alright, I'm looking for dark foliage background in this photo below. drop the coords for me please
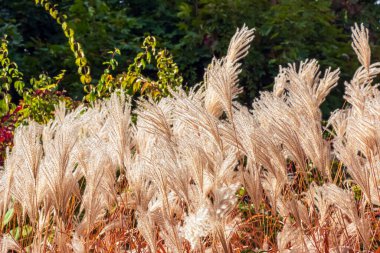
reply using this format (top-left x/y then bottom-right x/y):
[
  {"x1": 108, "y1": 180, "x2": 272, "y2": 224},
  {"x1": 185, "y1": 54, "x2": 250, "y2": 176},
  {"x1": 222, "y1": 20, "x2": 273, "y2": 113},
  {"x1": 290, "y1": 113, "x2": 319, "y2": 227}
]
[{"x1": 1, "y1": 0, "x2": 380, "y2": 116}]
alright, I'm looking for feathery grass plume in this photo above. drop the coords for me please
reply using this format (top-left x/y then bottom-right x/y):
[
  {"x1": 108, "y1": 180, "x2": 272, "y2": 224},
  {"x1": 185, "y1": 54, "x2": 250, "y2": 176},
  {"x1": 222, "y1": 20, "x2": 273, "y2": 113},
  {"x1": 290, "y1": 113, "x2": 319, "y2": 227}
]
[
  {"x1": 39, "y1": 106, "x2": 82, "y2": 221},
  {"x1": 134, "y1": 97, "x2": 175, "y2": 157},
  {"x1": 226, "y1": 25, "x2": 255, "y2": 64},
  {"x1": 241, "y1": 167, "x2": 263, "y2": 212},
  {"x1": 211, "y1": 184, "x2": 241, "y2": 249},
  {"x1": 132, "y1": 138, "x2": 184, "y2": 251},
  {"x1": 180, "y1": 143, "x2": 214, "y2": 201},
  {"x1": 127, "y1": 162, "x2": 159, "y2": 251},
  {"x1": 351, "y1": 23, "x2": 371, "y2": 71},
  {"x1": 343, "y1": 65, "x2": 380, "y2": 114},
  {"x1": 127, "y1": 162, "x2": 156, "y2": 211},
  {"x1": 273, "y1": 66, "x2": 287, "y2": 97},
  {"x1": 159, "y1": 218, "x2": 185, "y2": 253},
  {"x1": 136, "y1": 210, "x2": 158, "y2": 252},
  {"x1": 100, "y1": 92, "x2": 133, "y2": 171},
  {"x1": 306, "y1": 184, "x2": 332, "y2": 226},
  {"x1": 221, "y1": 106, "x2": 267, "y2": 204},
  {"x1": 328, "y1": 109, "x2": 349, "y2": 139},
  {"x1": 261, "y1": 171, "x2": 286, "y2": 215},
  {"x1": 255, "y1": 60, "x2": 338, "y2": 180},
  {"x1": 204, "y1": 25, "x2": 254, "y2": 119},
  {"x1": 315, "y1": 67, "x2": 341, "y2": 106},
  {"x1": 285, "y1": 60, "x2": 338, "y2": 179},
  {"x1": 1, "y1": 148, "x2": 18, "y2": 215},
  {"x1": 0, "y1": 235, "x2": 21, "y2": 252},
  {"x1": 133, "y1": 97, "x2": 176, "y2": 166},
  {"x1": 344, "y1": 24, "x2": 380, "y2": 114},
  {"x1": 142, "y1": 158, "x2": 185, "y2": 253},
  {"x1": 277, "y1": 197, "x2": 311, "y2": 230},
  {"x1": 134, "y1": 73, "x2": 242, "y2": 252},
  {"x1": 302, "y1": 184, "x2": 372, "y2": 251},
  {"x1": 333, "y1": 138, "x2": 373, "y2": 200},
  {"x1": 324, "y1": 184, "x2": 372, "y2": 249},
  {"x1": 350, "y1": 63, "x2": 380, "y2": 88},
  {"x1": 219, "y1": 104, "x2": 251, "y2": 152},
  {"x1": 297, "y1": 116, "x2": 332, "y2": 179},
  {"x1": 147, "y1": 145, "x2": 190, "y2": 212},
  {"x1": 76, "y1": 147, "x2": 113, "y2": 238},
  {"x1": 276, "y1": 222, "x2": 308, "y2": 252},
  {"x1": 203, "y1": 59, "x2": 227, "y2": 118},
  {"x1": 226, "y1": 105, "x2": 288, "y2": 210},
  {"x1": 173, "y1": 94, "x2": 225, "y2": 154},
  {"x1": 253, "y1": 92, "x2": 309, "y2": 175},
  {"x1": 344, "y1": 108, "x2": 380, "y2": 211},
  {"x1": 180, "y1": 205, "x2": 212, "y2": 250},
  {"x1": 71, "y1": 233, "x2": 85, "y2": 253},
  {"x1": 330, "y1": 23, "x2": 380, "y2": 209},
  {"x1": 284, "y1": 59, "x2": 340, "y2": 120},
  {"x1": 8, "y1": 122, "x2": 44, "y2": 223},
  {"x1": 331, "y1": 70, "x2": 380, "y2": 205}
]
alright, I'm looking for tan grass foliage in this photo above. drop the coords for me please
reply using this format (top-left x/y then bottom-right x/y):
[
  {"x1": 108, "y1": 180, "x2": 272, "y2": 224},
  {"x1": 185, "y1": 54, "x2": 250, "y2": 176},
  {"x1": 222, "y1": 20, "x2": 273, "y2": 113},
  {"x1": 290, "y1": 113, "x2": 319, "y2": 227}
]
[{"x1": 0, "y1": 24, "x2": 380, "y2": 252}]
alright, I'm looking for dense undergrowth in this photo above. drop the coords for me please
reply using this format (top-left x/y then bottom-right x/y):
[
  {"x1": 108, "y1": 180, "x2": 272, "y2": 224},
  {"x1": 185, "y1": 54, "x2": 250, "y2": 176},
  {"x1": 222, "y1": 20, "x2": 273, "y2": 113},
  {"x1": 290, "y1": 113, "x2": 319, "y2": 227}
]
[{"x1": 0, "y1": 21, "x2": 380, "y2": 252}]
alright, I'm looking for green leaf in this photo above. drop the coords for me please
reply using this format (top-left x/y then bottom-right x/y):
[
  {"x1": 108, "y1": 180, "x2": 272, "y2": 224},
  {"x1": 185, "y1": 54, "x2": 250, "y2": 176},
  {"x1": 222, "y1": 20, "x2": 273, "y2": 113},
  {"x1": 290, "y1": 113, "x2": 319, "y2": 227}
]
[
  {"x1": 140, "y1": 59, "x2": 146, "y2": 69},
  {"x1": 22, "y1": 225, "x2": 33, "y2": 238},
  {"x1": 146, "y1": 51, "x2": 151, "y2": 63},
  {"x1": 132, "y1": 80, "x2": 141, "y2": 94},
  {"x1": 10, "y1": 227, "x2": 20, "y2": 240},
  {"x1": 2, "y1": 208, "x2": 14, "y2": 227},
  {"x1": 61, "y1": 22, "x2": 68, "y2": 31},
  {"x1": 14, "y1": 80, "x2": 25, "y2": 94},
  {"x1": 80, "y1": 74, "x2": 91, "y2": 84},
  {"x1": 141, "y1": 82, "x2": 151, "y2": 94}
]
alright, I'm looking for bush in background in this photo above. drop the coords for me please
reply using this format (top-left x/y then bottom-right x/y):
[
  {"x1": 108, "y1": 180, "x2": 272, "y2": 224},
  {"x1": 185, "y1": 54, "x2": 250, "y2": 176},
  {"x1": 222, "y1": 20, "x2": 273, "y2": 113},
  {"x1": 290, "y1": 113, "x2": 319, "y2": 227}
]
[{"x1": 2, "y1": 0, "x2": 380, "y2": 114}]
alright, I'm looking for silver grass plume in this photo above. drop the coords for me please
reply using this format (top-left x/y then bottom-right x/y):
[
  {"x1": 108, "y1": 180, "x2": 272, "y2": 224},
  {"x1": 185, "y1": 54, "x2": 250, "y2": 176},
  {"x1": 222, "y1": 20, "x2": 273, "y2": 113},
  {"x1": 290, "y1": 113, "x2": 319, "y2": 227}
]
[
  {"x1": 351, "y1": 23, "x2": 371, "y2": 71},
  {"x1": 204, "y1": 25, "x2": 255, "y2": 119}
]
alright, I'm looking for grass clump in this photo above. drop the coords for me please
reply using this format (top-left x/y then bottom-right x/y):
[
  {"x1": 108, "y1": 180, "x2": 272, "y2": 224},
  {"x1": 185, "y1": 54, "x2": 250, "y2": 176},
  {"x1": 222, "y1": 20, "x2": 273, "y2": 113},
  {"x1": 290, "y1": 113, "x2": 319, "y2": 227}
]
[{"x1": 1, "y1": 23, "x2": 380, "y2": 252}]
